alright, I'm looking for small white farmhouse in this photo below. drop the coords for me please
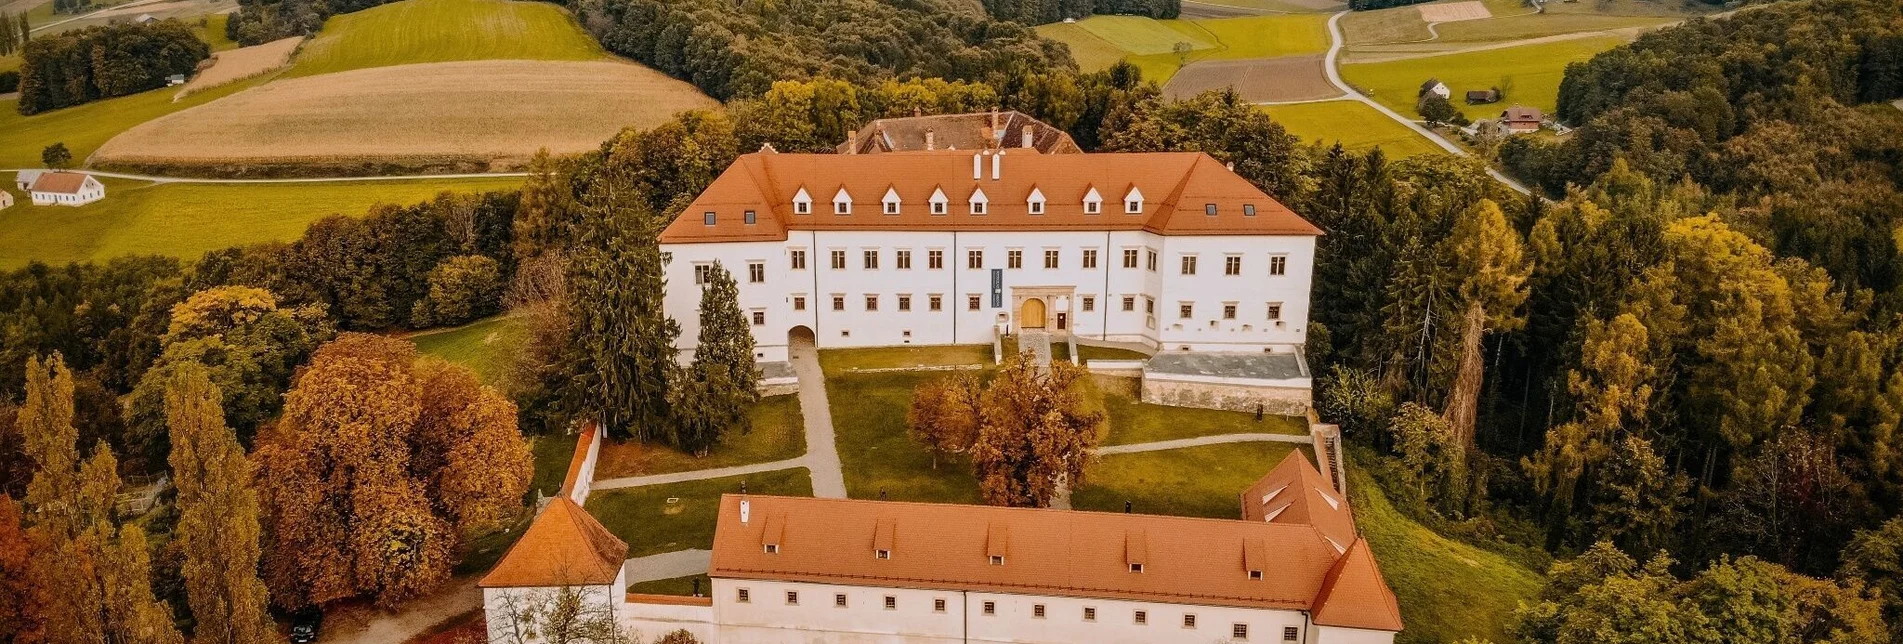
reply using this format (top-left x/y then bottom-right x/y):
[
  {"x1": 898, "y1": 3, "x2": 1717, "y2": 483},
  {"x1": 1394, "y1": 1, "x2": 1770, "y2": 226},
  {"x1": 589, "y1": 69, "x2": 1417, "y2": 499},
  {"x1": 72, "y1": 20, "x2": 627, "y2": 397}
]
[
  {"x1": 1419, "y1": 78, "x2": 1451, "y2": 100},
  {"x1": 14, "y1": 170, "x2": 42, "y2": 192},
  {"x1": 0, "y1": 190, "x2": 13, "y2": 210},
  {"x1": 30, "y1": 172, "x2": 106, "y2": 207}
]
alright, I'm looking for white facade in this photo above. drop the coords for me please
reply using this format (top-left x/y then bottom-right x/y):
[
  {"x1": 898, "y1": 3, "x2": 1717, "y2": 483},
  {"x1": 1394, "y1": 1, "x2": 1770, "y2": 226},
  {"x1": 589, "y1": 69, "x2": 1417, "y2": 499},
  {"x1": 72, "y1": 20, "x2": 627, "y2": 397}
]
[
  {"x1": 30, "y1": 175, "x2": 106, "y2": 207},
  {"x1": 660, "y1": 230, "x2": 1315, "y2": 363},
  {"x1": 615, "y1": 578, "x2": 1386, "y2": 644},
  {"x1": 0, "y1": 191, "x2": 12, "y2": 210},
  {"x1": 484, "y1": 567, "x2": 626, "y2": 644}
]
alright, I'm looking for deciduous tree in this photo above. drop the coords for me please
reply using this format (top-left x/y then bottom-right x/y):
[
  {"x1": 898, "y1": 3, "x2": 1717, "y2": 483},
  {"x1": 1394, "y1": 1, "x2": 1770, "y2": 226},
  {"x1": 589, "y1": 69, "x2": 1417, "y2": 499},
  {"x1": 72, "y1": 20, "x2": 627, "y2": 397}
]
[
  {"x1": 164, "y1": 363, "x2": 279, "y2": 644},
  {"x1": 969, "y1": 355, "x2": 1104, "y2": 508},
  {"x1": 908, "y1": 372, "x2": 982, "y2": 469}
]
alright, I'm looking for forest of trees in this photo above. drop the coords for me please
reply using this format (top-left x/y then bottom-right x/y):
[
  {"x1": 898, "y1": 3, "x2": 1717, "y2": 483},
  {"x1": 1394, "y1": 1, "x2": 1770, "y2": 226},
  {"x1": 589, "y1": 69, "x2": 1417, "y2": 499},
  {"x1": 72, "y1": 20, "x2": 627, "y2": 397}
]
[
  {"x1": 978, "y1": 0, "x2": 1177, "y2": 26},
  {"x1": 14, "y1": 21, "x2": 208, "y2": 115},
  {"x1": 224, "y1": 0, "x2": 404, "y2": 44}
]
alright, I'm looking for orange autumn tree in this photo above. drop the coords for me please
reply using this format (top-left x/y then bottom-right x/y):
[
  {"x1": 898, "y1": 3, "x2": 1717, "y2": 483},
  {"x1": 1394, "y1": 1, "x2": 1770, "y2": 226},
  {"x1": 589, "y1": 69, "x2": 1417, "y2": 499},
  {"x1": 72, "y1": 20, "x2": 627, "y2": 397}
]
[
  {"x1": 969, "y1": 354, "x2": 1105, "y2": 508},
  {"x1": 256, "y1": 334, "x2": 533, "y2": 610}
]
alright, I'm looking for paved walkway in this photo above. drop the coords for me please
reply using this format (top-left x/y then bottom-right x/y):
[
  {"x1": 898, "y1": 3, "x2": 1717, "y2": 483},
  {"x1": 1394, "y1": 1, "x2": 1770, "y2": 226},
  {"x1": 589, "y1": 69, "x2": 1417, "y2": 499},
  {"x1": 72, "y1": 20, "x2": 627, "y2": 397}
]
[
  {"x1": 1021, "y1": 331, "x2": 1054, "y2": 371},
  {"x1": 321, "y1": 576, "x2": 480, "y2": 644},
  {"x1": 592, "y1": 457, "x2": 808, "y2": 491},
  {"x1": 625, "y1": 549, "x2": 712, "y2": 584},
  {"x1": 1100, "y1": 432, "x2": 1312, "y2": 455}
]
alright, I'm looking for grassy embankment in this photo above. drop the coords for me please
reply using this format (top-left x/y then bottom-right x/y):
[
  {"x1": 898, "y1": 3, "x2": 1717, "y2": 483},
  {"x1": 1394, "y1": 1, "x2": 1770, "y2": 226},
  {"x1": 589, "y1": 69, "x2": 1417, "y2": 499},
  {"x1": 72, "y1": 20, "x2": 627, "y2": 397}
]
[
  {"x1": 409, "y1": 315, "x2": 532, "y2": 385},
  {"x1": 0, "y1": 175, "x2": 523, "y2": 268},
  {"x1": 282, "y1": 0, "x2": 608, "y2": 79}
]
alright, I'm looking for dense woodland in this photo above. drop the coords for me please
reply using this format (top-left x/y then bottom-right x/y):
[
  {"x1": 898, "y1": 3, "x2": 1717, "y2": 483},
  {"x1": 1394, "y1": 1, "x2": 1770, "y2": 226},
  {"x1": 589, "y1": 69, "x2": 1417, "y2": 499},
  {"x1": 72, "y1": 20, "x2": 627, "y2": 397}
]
[
  {"x1": 978, "y1": 0, "x2": 1178, "y2": 27},
  {"x1": 14, "y1": 21, "x2": 208, "y2": 115},
  {"x1": 224, "y1": 0, "x2": 402, "y2": 44}
]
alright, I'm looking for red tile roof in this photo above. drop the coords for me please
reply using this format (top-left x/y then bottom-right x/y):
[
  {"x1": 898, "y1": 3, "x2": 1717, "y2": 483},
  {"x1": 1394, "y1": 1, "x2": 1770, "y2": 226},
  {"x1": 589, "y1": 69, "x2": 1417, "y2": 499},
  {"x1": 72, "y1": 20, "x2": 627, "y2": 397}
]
[
  {"x1": 709, "y1": 493, "x2": 1396, "y2": 629},
  {"x1": 1311, "y1": 538, "x2": 1404, "y2": 631},
  {"x1": 838, "y1": 111, "x2": 1082, "y2": 155},
  {"x1": 1242, "y1": 451, "x2": 1357, "y2": 551},
  {"x1": 659, "y1": 151, "x2": 1320, "y2": 244},
  {"x1": 30, "y1": 172, "x2": 92, "y2": 195},
  {"x1": 480, "y1": 498, "x2": 627, "y2": 588}
]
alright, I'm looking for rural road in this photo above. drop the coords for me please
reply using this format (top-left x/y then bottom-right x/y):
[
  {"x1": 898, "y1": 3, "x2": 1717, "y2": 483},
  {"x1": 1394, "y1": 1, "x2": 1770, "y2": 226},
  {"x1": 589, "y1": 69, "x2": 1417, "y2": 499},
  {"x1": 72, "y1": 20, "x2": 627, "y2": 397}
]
[
  {"x1": 1099, "y1": 432, "x2": 1313, "y2": 455},
  {"x1": 1320, "y1": 10, "x2": 1532, "y2": 195},
  {"x1": 3, "y1": 168, "x2": 527, "y2": 185}
]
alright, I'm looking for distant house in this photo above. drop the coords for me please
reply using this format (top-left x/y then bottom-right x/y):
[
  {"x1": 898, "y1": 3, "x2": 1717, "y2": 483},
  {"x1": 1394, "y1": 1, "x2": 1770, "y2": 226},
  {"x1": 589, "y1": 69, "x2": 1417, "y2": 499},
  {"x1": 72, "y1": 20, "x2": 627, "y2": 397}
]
[
  {"x1": 0, "y1": 190, "x2": 13, "y2": 211},
  {"x1": 14, "y1": 170, "x2": 42, "y2": 192},
  {"x1": 134, "y1": 13, "x2": 157, "y2": 23},
  {"x1": 167, "y1": 74, "x2": 187, "y2": 86},
  {"x1": 30, "y1": 172, "x2": 106, "y2": 207},
  {"x1": 1501, "y1": 105, "x2": 1544, "y2": 133},
  {"x1": 1466, "y1": 89, "x2": 1500, "y2": 104},
  {"x1": 838, "y1": 110, "x2": 1082, "y2": 155},
  {"x1": 1419, "y1": 78, "x2": 1450, "y2": 100}
]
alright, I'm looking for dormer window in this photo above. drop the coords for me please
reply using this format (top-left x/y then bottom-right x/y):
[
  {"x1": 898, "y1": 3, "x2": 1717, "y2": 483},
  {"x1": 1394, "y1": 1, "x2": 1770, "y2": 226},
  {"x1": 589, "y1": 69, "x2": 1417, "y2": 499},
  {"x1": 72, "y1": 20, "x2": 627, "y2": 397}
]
[
  {"x1": 1124, "y1": 187, "x2": 1144, "y2": 214},
  {"x1": 989, "y1": 555, "x2": 1004, "y2": 565},
  {"x1": 929, "y1": 187, "x2": 949, "y2": 215},
  {"x1": 1129, "y1": 563, "x2": 1144, "y2": 573},
  {"x1": 969, "y1": 188, "x2": 988, "y2": 215},
  {"x1": 793, "y1": 187, "x2": 812, "y2": 214},
  {"x1": 765, "y1": 544, "x2": 780, "y2": 554},
  {"x1": 744, "y1": 210, "x2": 757, "y2": 224},
  {"x1": 1205, "y1": 203, "x2": 1217, "y2": 216},
  {"x1": 1027, "y1": 187, "x2": 1046, "y2": 215},
  {"x1": 1243, "y1": 204, "x2": 1257, "y2": 217},
  {"x1": 1082, "y1": 187, "x2": 1102, "y2": 214},
  {"x1": 882, "y1": 187, "x2": 901, "y2": 215},
  {"x1": 876, "y1": 549, "x2": 891, "y2": 559},
  {"x1": 833, "y1": 187, "x2": 853, "y2": 215},
  {"x1": 1249, "y1": 570, "x2": 1264, "y2": 580},
  {"x1": 703, "y1": 211, "x2": 716, "y2": 225}
]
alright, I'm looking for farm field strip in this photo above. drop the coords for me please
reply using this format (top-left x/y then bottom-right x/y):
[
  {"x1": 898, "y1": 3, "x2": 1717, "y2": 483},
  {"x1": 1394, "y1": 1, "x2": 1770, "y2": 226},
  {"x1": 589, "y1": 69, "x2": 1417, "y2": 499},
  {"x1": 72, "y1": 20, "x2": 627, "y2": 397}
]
[
  {"x1": 283, "y1": 0, "x2": 608, "y2": 78},
  {"x1": 177, "y1": 35, "x2": 301, "y2": 97},
  {"x1": 1260, "y1": 100, "x2": 1443, "y2": 157},
  {"x1": 0, "y1": 72, "x2": 278, "y2": 169},
  {"x1": 1341, "y1": 35, "x2": 1627, "y2": 120}
]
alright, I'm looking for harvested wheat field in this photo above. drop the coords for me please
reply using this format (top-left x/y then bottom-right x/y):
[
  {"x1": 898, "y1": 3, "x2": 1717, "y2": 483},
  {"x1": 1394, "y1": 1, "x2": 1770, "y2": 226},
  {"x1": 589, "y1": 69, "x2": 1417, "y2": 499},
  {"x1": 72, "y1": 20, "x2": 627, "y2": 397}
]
[
  {"x1": 177, "y1": 37, "x2": 302, "y2": 98},
  {"x1": 1417, "y1": 1, "x2": 1491, "y2": 22},
  {"x1": 95, "y1": 59, "x2": 719, "y2": 175},
  {"x1": 1164, "y1": 55, "x2": 1340, "y2": 102}
]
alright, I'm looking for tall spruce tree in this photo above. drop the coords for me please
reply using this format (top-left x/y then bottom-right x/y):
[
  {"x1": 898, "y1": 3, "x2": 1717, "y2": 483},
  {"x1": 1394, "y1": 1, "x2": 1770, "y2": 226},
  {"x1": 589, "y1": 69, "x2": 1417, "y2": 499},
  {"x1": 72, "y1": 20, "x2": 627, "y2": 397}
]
[
  {"x1": 557, "y1": 170, "x2": 679, "y2": 441},
  {"x1": 672, "y1": 263, "x2": 758, "y2": 454},
  {"x1": 164, "y1": 364, "x2": 279, "y2": 644}
]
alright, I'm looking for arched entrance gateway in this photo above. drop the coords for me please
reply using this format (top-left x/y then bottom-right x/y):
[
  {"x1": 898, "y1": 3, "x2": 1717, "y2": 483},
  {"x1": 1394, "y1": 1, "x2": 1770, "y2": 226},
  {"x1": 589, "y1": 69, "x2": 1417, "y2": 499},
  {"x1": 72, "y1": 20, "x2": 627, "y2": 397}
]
[{"x1": 1019, "y1": 298, "x2": 1047, "y2": 328}]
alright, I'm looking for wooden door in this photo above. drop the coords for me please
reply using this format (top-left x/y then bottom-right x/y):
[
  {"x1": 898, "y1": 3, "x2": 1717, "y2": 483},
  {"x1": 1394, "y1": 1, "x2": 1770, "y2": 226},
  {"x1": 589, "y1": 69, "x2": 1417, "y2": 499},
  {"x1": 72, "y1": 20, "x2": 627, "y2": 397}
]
[{"x1": 1020, "y1": 298, "x2": 1047, "y2": 328}]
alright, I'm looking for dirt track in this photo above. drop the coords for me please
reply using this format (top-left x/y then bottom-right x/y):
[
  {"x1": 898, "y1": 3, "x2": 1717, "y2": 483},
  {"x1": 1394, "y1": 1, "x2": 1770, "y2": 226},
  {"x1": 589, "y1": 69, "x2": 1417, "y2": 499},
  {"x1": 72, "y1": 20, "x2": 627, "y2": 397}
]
[{"x1": 1164, "y1": 54, "x2": 1342, "y2": 102}]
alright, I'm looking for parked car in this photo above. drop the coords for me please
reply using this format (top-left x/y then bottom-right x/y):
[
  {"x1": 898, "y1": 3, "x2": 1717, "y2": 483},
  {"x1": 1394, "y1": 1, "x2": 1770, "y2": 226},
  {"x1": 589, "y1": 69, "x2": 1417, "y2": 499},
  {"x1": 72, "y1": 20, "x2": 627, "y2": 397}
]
[{"x1": 289, "y1": 609, "x2": 323, "y2": 643}]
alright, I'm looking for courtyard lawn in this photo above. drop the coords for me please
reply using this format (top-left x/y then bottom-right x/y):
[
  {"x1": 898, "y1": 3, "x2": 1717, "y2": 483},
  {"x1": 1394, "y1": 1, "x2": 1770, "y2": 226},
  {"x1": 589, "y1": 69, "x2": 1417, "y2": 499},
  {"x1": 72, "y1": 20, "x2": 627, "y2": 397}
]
[
  {"x1": 0, "y1": 175, "x2": 524, "y2": 268},
  {"x1": 1076, "y1": 344, "x2": 1150, "y2": 362},
  {"x1": 628, "y1": 575, "x2": 712, "y2": 597},
  {"x1": 1072, "y1": 442, "x2": 1309, "y2": 519},
  {"x1": 284, "y1": 0, "x2": 608, "y2": 78},
  {"x1": 1260, "y1": 100, "x2": 1445, "y2": 158},
  {"x1": 828, "y1": 369, "x2": 984, "y2": 504},
  {"x1": 1341, "y1": 35, "x2": 1628, "y2": 121},
  {"x1": 528, "y1": 432, "x2": 581, "y2": 499},
  {"x1": 817, "y1": 344, "x2": 992, "y2": 377},
  {"x1": 0, "y1": 73, "x2": 277, "y2": 169},
  {"x1": 1350, "y1": 462, "x2": 1543, "y2": 644},
  {"x1": 595, "y1": 395, "x2": 806, "y2": 478},
  {"x1": 1102, "y1": 391, "x2": 1307, "y2": 445},
  {"x1": 411, "y1": 315, "x2": 530, "y2": 386},
  {"x1": 585, "y1": 467, "x2": 813, "y2": 558}
]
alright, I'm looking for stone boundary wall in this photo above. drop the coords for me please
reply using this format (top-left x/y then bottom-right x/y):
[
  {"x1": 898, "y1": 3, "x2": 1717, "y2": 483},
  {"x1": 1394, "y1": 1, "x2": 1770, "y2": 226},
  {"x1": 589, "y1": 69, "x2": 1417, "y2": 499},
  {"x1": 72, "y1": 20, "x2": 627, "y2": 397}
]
[
  {"x1": 1140, "y1": 372, "x2": 1312, "y2": 416},
  {"x1": 558, "y1": 424, "x2": 603, "y2": 505}
]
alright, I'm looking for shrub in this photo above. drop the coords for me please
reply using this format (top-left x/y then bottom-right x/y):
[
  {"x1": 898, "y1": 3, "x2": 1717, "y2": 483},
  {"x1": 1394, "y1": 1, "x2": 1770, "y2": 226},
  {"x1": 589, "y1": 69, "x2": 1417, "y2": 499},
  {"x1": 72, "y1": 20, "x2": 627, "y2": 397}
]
[{"x1": 411, "y1": 255, "x2": 503, "y2": 328}]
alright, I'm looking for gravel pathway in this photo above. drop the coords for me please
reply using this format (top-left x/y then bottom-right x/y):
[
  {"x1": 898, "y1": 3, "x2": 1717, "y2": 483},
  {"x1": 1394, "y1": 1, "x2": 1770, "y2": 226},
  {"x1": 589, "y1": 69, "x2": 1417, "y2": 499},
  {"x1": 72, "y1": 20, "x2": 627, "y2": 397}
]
[
  {"x1": 1100, "y1": 432, "x2": 1312, "y2": 455},
  {"x1": 624, "y1": 549, "x2": 713, "y2": 584}
]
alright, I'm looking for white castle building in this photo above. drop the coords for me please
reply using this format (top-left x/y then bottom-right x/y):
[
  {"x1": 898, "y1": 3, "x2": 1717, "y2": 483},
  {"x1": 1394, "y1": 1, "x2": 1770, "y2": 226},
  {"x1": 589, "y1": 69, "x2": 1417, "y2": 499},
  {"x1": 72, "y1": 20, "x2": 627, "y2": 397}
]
[{"x1": 659, "y1": 146, "x2": 1323, "y2": 413}]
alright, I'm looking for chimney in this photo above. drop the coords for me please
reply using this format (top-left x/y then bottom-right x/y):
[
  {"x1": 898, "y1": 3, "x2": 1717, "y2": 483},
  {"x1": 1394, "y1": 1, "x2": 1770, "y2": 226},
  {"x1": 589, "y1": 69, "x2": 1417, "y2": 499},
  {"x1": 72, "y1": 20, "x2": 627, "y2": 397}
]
[
  {"x1": 845, "y1": 134, "x2": 856, "y2": 154},
  {"x1": 1021, "y1": 126, "x2": 1035, "y2": 149},
  {"x1": 973, "y1": 152, "x2": 983, "y2": 180},
  {"x1": 992, "y1": 150, "x2": 1002, "y2": 180},
  {"x1": 740, "y1": 498, "x2": 751, "y2": 524},
  {"x1": 926, "y1": 129, "x2": 935, "y2": 151}
]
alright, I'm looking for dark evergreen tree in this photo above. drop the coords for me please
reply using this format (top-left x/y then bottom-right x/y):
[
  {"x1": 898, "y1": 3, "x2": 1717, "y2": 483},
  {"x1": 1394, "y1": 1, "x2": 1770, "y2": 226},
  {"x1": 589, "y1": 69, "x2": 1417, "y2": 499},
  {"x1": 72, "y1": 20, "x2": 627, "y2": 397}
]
[{"x1": 670, "y1": 262, "x2": 758, "y2": 454}]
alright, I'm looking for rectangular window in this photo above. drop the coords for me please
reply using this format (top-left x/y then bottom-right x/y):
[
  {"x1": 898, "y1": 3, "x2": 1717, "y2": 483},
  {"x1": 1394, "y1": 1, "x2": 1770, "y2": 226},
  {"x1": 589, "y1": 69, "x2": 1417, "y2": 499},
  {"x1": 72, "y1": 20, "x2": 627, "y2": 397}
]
[
  {"x1": 968, "y1": 250, "x2": 984, "y2": 269},
  {"x1": 1147, "y1": 249, "x2": 1159, "y2": 272},
  {"x1": 791, "y1": 249, "x2": 807, "y2": 270},
  {"x1": 1044, "y1": 249, "x2": 1060, "y2": 269},
  {"x1": 864, "y1": 249, "x2": 879, "y2": 270},
  {"x1": 1267, "y1": 302, "x2": 1283, "y2": 320},
  {"x1": 1122, "y1": 249, "x2": 1138, "y2": 268},
  {"x1": 1122, "y1": 296, "x2": 1135, "y2": 312},
  {"x1": 1130, "y1": 562, "x2": 1145, "y2": 573},
  {"x1": 786, "y1": 591, "x2": 799, "y2": 605},
  {"x1": 932, "y1": 201, "x2": 947, "y2": 215},
  {"x1": 1126, "y1": 199, "x2": 1142, "y2": 213},
  {"x1": 1084, "y1": 607, "x2": 1097, "y2": 621},
  {"x1": 1179, "y1": 303, "x2": 1193, "y2": 319},
  {"x1": 896, "y1": 249, "x2": 912, "y2": 269},
  {"x1": 1270, "y1": 255, "x2": 1288, "y2": 276},
  {"x1": 835, "y1": 201, "x2": 850, "y2": 215},
  {"x1": 930, "y1": 295, "x2": 943, "y2": 311},
  {"x1": 737, "y1": 588, "x2": 750, "y2": 603},
  {"x1": 1225, "y1": 256, "x2": 1242, "y2": 276},
  {"x1": 972, "y1": 201, "x2": 987, "y2": 215},
  {"x1": 832, "y1": 295, "x2": 845, "y2": 312},
  {"x1": 1205, "y1": 203, "x2": 1217, "y2": 216},
  {"x1": 969, "y1": 295, "x2": 982, "y2": 311},
  {"x1": 835, "y1": 594, "x2": 847, "y2": 608},
  {"x1": 1223, "y1": 303, "x2": 1237, "y2": 320},
  {"x1": 1135, "y1": 610, "x2": 1148, "y2": 625},
  {"x1": 703, "y1": 211, "x2": 716, "y2": 225},
  {"x1": 795, "y1": 201, "x2": 810, "y2": 215},
  {"x1": 865, "y1": 295, "x2": 879, "y2": 311},
  {"x1": 1183, "y1": 614, "x2": 1197, "y2": 629},
  {"x1": 749, "y1": 262, "x2": 765, "y2": 283},
  {"x1": 745, "y1": 210, "x2": 757, "y2": 224},
  {"x1": 751, "y1": 310, "x2": 766, "y2": 326},
  {"x1": 831, "y1": 250, "x2": 846, "y2": 270},
  {"x1": 1145, "y1": 297, "x2": 1155, "y2": 314},
  {"x1": 884, "y1": 200, "x2": 899, "y2": 215},
  {"x1": 1029, "y1": 200, "x2": 1044, "y2": 214},
  {"x1": 884, "y1": 596, "x2": 897, "y2": 610},
  {"x1": 876, "y1": 549, "x2": 891, "y2": 559},
  {"x1": 989, "y1": 555, "x2": 1004, "y2": 565},
  {"x1": 1233, "y1": 624, "x2": 1249, "y2": 640},
  {"x1": 934, "y1": 598, "x2": 947, "y2": 613},
  {"x1": 1082, "y1": 296, "x2": 1095, "y2": 312},
  {"x1": 983, "y1": 601, "x2": 996, "y2": 616},
  {"x1": 929, "y1": 249, "x2": 944, "y2": 269},
  {"x1": 1008, "y1": 250, "x2": 1023, "y2": 269},
  {"x1": 1033, "y1": 604, "x2": 1046, "y2": 619},
  {"x1": 1085, "y1": 199, "x2": 1101, "y2": 214},
  {"x1": 694, "y1": 264, "x2": 712, "y2": 285},
  {"x1": 1180, "y1": 255, "x2": 1197, "y2": 275},
  {"x1": 1083, "y1": 249, "x2": 1098, "y2": 269},
  {"x1": 1284, "y1": 626, "x2": 1300, "y2": 641},
  {"x1": 898, "y1": 295, "x2": 912, "y2": 311},
  {"x1": 1244, "y1": 204, "x2": 1258, "y2": 217},
  {"x1": 793, "y1": 296, "x2": 806, "y2": 311}
]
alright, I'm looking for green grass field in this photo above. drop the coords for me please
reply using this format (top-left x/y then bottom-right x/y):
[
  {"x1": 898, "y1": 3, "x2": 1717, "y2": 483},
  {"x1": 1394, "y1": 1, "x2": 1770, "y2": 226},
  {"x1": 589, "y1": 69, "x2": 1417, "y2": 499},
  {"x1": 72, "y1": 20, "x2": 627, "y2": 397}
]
[
  {"x1": 528, "y1": 432, "x2": 580, "y2": 498},
  {"x1": 411, "y1": 315, "x2": 530, "y2": 386},
  {"x1": 817, "y1": 344, "x2": 992, "y2": 377},
  {"x1": 0, "y1": 73, "x2": 276, "y2": 169},
  {"x1": 1349, "y1": 461, "x2": 1543, "y2": 643},
  {"x1": 596, "y1": 395, "x2": 806, "y2": 478},
  {"x1": 0, "y1": 176, "x2": 524, "y2": 268},
  {"x1": 1103, "y1": 392, "x2": 1306, "y2": 445},
  {"x1": 1073, "y1": 442, "x2": 1309, "y2": 518},
  {"x1": 586, "y1": 467, "x2": 813, "y2": 558},
  {"x1": 828, "y1": 369, "x2": 986, "y2": 504},
  {"x1": 284, "y1": 0, "x2": 608, "y2": 78},
  {"x1": 1260, "y1": 100, "x2": 1444, "y2": 157},
  {"x1": 1341, "y1": 35, "x2": 1625, "y2": 121},
  {"x1": 1038, "y1": 14, "x2": 1330, "y2": 84}
]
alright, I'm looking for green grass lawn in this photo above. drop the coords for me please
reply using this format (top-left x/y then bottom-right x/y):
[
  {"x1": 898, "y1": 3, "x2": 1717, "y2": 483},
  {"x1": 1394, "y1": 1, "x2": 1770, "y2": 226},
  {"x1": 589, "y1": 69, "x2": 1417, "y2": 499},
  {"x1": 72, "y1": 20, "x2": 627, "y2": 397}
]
[
  {"x1": 1260, "y1": 100, "x2": 1445, "y2": 157},
  {"x1": 585, "y1": 467, "x2": 813, "y2": 558},
  {"x1": 196, "y1": 13, "x2": 237, "y2": 51},
  {"x1": 627, "y1": 575, "x2": 712, "y2": 596},
  {"x1": 817, "y1": 344, "x2": 992, "y2": 377},
  {"x1": 1076, "y1": 344, "x2": 1150, "y2": 362},
  {"x1": 0, "y1": 176, "x2": 524, "y2": 268},
  {"x1": 0, "y1": 72, "x2": 277, "y2": 169},
  {"x1": 528, "y1": 431, "x2": 581, "y2": 498},
  {"x1": 1342, "y1": 35, "x2": 1628, "y2": 121},
  {"x1": 1102, "y1": 392, "x2": 1306, "y2": 445},
  {"x1": 0, "y1": 53, "x2": 19, "y2": 74},
  {"x1": 284, "y1": 0, "x2": 608, "y2": 79},
  {"x1": 1349, "y1": 460, "x2": 1542, "y2": 643},
  {"x1": 828, "y1": 369, "x2": 984, "y2": 504},
  {"x1": 1039, "y1": 13, "x2": 1330, "y2": 84},
  {"x1": 411, "y1": 315, "x2": 530, "y2": 386},
  {"x1": 1433, "y1": 13, "x2": 1675, "y2": 43},
  {"x1": 1072, "y1": 442, "x2": 1309, "y2": 518},
  {"x1": 595, "y1": 395, "x2": 806, "y2": 478}
]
